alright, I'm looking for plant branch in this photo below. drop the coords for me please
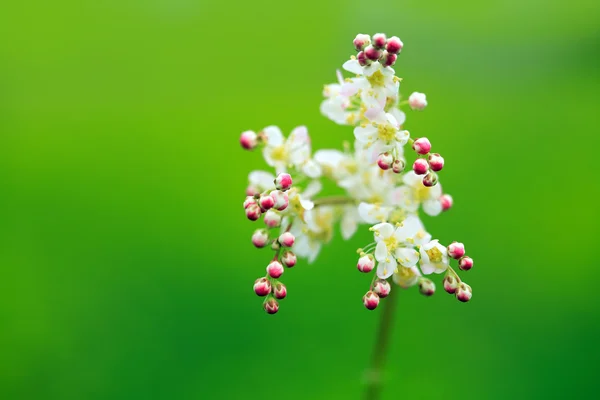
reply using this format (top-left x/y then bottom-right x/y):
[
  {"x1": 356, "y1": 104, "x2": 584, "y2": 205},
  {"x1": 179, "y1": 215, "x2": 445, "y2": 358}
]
[{"x1": 312, "y1": 196, "x2": 355, "y2": 207}]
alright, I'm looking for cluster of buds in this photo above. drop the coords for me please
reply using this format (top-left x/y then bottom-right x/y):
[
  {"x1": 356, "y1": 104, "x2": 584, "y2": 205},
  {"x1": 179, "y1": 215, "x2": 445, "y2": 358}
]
[
  {"x1": 411, "y1": 137, "x2": 445, "y2": 187},
  {"x1": 353, "y1": 33, "x2": 403, "y2": 68},
  {"x1": 244, "y1": 173, "x2": 292, "y2": 222},
  {"x1": 376, "y1": 151, "x2": 406, "y2": 174},
  {"x1": 441, "y1": 242, "x2": 474, "y2": 302}
]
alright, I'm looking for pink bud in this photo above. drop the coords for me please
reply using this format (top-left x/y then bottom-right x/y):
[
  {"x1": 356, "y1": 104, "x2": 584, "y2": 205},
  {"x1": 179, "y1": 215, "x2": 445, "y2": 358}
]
[
  {"x1": 422, "y1": 171, "x2": 438, "y2": 187},
  {"x1": 363, "y1": 291, "x2": 380, "y2": 310},
  {"x1": 440, "y1": 194, "x2": 453, "y2": 211},
  {"x1": 273, "y1": 282, "x2": 287, "y2": 299},
  {"x1": 252, "y1": 229, "x2": 270, "y2": 248},
  {"x1": 413, "y1": 158, "x2": 429, "y2": 175},
  {"x1": 259, "y1": 194, "x2": 275, "y2": 210},
  {"x1": 459, "y1": 256, "x2": 473, "y2": 271},
  {"x1": 267, "y1": 261, "x2": 284, "y2": 279},
  {"x1": 382, "y1": 52, "x2": 397, "y2": 67},
  {"x1": 246, "y1": 185, "x2": 261, "y2": 197},
  {"x1": 443, "y1": 274, "x2": 459, "y2": 294},
  {"x1": 428, "y1": 153, "x2": 444, "y2": 172},
  {"x1": 412, "y1": 137, "x2": 431, "y2": 155},
  {"x1": 244, "y1": 196, "x2": 258, "y2": 209},
  {"x1": 456, "y1": 282, "x2": 472, "y2": 303},
  {"x1": 240, "y1": 130, "x2": 258, "y2": 150},
  {"x1": 282, "y1": 251, "x2": 297, "y2": 268},
  {"x1": 275, "y1": 173, "x2": 293, "y2": 191},
  {"x1": 263, "y1": 210, "x2": 282, "y2": 228},
  {"x1": 377, "y1": 152, "x2": 394, "y2": 170},
  {"x1": 408, "y1": 92, "x2": 427, "y2": 111},
  {"x1": 364, "y1": 45, "x2": 381, "y2": 61},
  {"x1": 270, "y1": 190, "x2": 289, "y2": 211},
  {"x1": 263, "y1": 297, "x2": 280, "y2": 314},
  {"x1": 419, "y1": 278, "x2": 436, "y2": 296},
  {"x1": 448, "y1": 242, "x2": 466, "y2": 259},
  {"x1": 386, "y1": 36, "x2": 403, "y2": 54},
  {"x1": 278, "y1": 232, "x2": 295, "y2": 248},
  {"x1": 357, "y1": 254, "x2": 375, "y2": 273},
  {"x1": 373, "y1": 279, "x2": 391, "y2": 298},
  {"x1": 392, "y1": 159, "x2": 405, "y2": 174},
  {"x1": 372, "y1": 33, "x2": 387, "y2": 49},
  {"x1": 246, "y1": 203, "x2": 262, "y2": 221},
  {"x1": 353, "y1": 33, "x2": 371, "y2": 51},
  {"x1": 357, "y1": 51, "x2": 369, "y2": 66},
  {"x1": 254, "y1": 277, "x2": 271, "y2": 297}
]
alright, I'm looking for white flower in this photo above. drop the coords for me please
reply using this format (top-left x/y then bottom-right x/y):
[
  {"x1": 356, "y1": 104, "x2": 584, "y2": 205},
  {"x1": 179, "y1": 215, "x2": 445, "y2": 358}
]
[
  {"x1": 286, "y1": 180, "x2": 322, "y2": 219},
  {"x1": 248, "y1": 170, "x2": 275, "y2": 192},
  {"x1": 359, "y1": 202, "x2": 392, "y2": 224},
  {"x1": 262, "y1": 126, "x2": 321, "y2": 177},
  {"x1": 341, "y1": 60, "x2": 399, "y2": 101},
  {"x1": 320, "y1": 70, "x2": 354, "y2": 125},
  {"x1": 354, "y1": 112, "x2": 409, "y2": 156},
  {"x1": 291, "y1": 205, "x2": 335, "y2": 264},
  {"x1": 393, "y1": 266, "x2": 422, "y2": 288},
  {"x1": 398, "y1": 171, "x2": 443, "y2": 216},
  {"x1": 419, "y1": 240, "x2": 449, "y2": 274},
  {"x1": 340, "y1": 205, "x2": 360, "y2": 240}
]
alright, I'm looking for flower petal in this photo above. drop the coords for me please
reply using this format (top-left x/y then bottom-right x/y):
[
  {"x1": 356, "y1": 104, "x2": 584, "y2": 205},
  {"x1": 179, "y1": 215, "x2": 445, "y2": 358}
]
[
  {"x1": 263, "y1": 126, "x2": 283, "y2": 146},
  {"x1": 377, "y1": 257, "x2": 397, "y2": 279},
  {"x1": 375, "y1": 241, "x2": 388, "y2": 262}
]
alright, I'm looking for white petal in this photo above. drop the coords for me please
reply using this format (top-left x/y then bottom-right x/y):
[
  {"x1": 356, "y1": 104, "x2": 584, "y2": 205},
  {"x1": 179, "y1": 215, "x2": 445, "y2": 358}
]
[
  {"x1": 377, "y1": 257, "x2": 397, "y2": 279},
  {"x1": 354, "y1": 125, "x2": 377, "y2": 143},
  {"x1": 263, "y1": 126, "x2": 283, "y2": 146},
  {"x1": 402, "y1": 171, "x2": 422, "y2": 186},
  {"x1": 391, "y1": 109, "x2": 406, "y2": 126},
  {"x1": 342, "y1": 59, "x2": 363, "y2": 75},
  {"x1": 363, "y1": 62, "x2": 381, "y2": 77},
  {"x1": 373, "y1": 223, "x2": 395, "y2": 239},
  {"x1": 420, "y1": 263, "x2": 436, "y2": 275},
  {"x1": 248, "y1": 170, "x2": 275, "y2": 190},
  {"x1": 303, "y1": 180, "x2": 322, "y2": 198},
  {"x1": 423, "y1": 199, "x2": 443, "y2": 216},
  {"x1": 303, "y1": 160, "x2": 322, "y2": 179},
  {"x1": 395, "y1": 248, "x2": 419, "y2": 267},
  {"x1": 336, "y1": 69, "x2": 344, "y2": 84},
  {"x1": 375, "y1": 241, "x2": 388, "y2": 262},
  {"x1": 300, "y1": 197, "x2": 314, "y2": 211},
  {"x1": 341, "y1": 210, "x2": 358, "y2": 240},
  {"x1": 358, "y1": 203, "x2": 390, "y2": 224},
  {"x1": 314, "y1": 149, "x2": 345, "y2": 167}
]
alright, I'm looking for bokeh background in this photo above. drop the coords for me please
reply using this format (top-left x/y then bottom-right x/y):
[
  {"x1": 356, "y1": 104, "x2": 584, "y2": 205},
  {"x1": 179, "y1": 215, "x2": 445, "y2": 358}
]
[{"x1": 1, "y1": 0, "x2": 599, "y2": 398}]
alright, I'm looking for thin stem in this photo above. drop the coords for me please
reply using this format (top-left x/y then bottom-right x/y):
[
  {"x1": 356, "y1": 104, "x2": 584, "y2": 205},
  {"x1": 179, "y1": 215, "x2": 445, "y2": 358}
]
[
  {"x1": 364, "y1": 287, "x2": 399, "y2": 400},
  {"x1": 313, "y1": 196, "x2": 355, "y2": 207}
]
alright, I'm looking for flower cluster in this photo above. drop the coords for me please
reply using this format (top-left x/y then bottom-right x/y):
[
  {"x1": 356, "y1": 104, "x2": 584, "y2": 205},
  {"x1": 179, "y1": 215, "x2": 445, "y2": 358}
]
[{"x1": 240, "y1": 33, "x2": 476, "y2": 314}]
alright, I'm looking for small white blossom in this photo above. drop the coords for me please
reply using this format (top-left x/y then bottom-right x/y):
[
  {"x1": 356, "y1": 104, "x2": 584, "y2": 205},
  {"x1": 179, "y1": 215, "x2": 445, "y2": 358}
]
[
  {"x1": 419, "y1": 239, "x2": 449, "y2": 274},
  {"x1": 399, "y1": 171, "x2": 443, "y2": 216}
]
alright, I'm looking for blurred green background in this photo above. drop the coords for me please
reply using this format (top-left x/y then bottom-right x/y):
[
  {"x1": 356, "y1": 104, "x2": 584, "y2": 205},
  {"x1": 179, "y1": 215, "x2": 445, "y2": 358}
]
[{"x1": 1, "y1": 0, "x2": 599, "y2": 398}]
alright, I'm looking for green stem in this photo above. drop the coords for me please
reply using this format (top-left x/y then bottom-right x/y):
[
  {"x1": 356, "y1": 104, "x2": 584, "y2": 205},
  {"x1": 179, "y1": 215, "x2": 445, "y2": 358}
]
[{"x1": 313, "y1": 196, "x2": 355, "y2": 207}]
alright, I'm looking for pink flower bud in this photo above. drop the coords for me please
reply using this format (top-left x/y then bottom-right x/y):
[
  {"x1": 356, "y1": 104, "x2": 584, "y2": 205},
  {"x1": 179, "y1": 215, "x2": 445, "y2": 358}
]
[
  {"x1": 240, "y1": 130, "x2": 258, "y2": 150},
  {"x1": 422, "y1": 171, "x2": 438, "y2": 187},
  {"x1": 252, "y1": 229, "x2": 270, "y2": 248},
  {"x1": 408, "y1": 92, "x2": 427, "y2": 111},
  {"x1": 259, "y1": 194, "x2": 275, "y2": 210},
  {"x1": 357, "y1": 51, "x2": 369, "y2": 66},
  {"x1": 377, "y1": 152, "x2": 394, "y2": 170},
  {"x1": 372, "y1": 33, "x2": 387, "y2": 49},
  {"x1": 282, "y1": 251, "x2": 297, "y2": 268},
  {"x1": 267, "y1": 261, "x2": 284, "y2": 279},
  {"x1": 364, "y1": 45, "x2": 381, "y2": 61},
  {"x1": 270, "y1": 190, "x2": 289, "y2": 211},
  {"x1": 246, "y1": 203, "x2": 262, "y2": 221},
  {"x1": 263, "y1": 209, "x2": 282, "y2": 228},
  {"x1": 412, "y1": 137, "x2": 431, "y2": 155},
  {"x1": 448, "y1": 242, "x2": 466, "y2": 260},
  {"x1": 244, "y1": 196, "x2": 258, "y2": 209},
  {"x1": 373, "y1": 279, "x2": 391, "y2": 298},
  {"x1": 353, "y1": 33, "x2": 371, "y2": 51},
  {"x1": 456, "y1": 282, "x2": 472, "y2": 303},
  {"x1": 459, "y1": 256, "x2": 473, "y2": 271},
  {"x1": 428, "y1": 153, "x2": 444, "y2": 171},
  {"x1": 273, "y1": 282, "x2": 287, "y2": 299},
  {"x1": 392, "y1": 159, "x2": 405, "y2": 174},
  {"x1": 254, "y1": 277, "x2": 271, "y2": 297},
  {"x1": 419, "y1": 278, "x2": 436, "y2": 296},
  {"x1": 440, "y1": 194, "x2": 453, "y2": 211},
  {"x1": 363, "y1": 291, "x2": 380, "y2": 310},
  {"x1": 381, "y1": 51, "x2": 397, "y2": 67},
  {"x1": 278, "y1": 232, "x2": 295, "y2": 248},
  {"x1": 263, "y1": 297, "x2": 279, "y2": 314},
  {"x1": 413, "y1": 158, "x2": 429, "y2": 175},
  {"x1": 443, "y1": 274, "x2": 459, "y2": 294},
  {"x1": 246, "y1": 185, "x2": 261, "y2": 197},
  {"x1": 357, "y1": 254, "x2": 375, "y2": 273},
  {"x1": 275, "y1": 173, "x2": 293, "y2": 191},
  {"x1": 386, "y1": 36, "x2": 403, "y2": 54}
]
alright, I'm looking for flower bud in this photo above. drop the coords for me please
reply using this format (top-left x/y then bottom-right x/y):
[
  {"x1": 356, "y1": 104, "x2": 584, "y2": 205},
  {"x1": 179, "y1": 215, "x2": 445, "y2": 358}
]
[
  {"x1": 459, "y1": 256, "x2": 473, "y2": 271},
  {"x1": 372, "y1": 33, "x2": 387, "y2": 49},
  {"x1": 246, "y1": 185, "x2": 261, "y2": 197},
  {"x1": 363, "y1": 291, "x2": 380, "y2": 310},
  {"x1": 392, "y1": 159, "x2": 405, "y2": 174},
  {"x1": 380, "y1": 51, "x2": 397, "y2": 67},
  {"x1": 278, "y1": 232, "x2": 295, "y2": 248},
  {"x1": 386, "y1": 36, "x2": 403, "y2": 54},
  {"x1": 270, "y1": 190, "x2": 289, "y2": 211},
  {"x1": 422, "y1": 171, "x2": 438, "y2": 187},
  {"x1": 254, "y1": 277, "x2": 271, "y2": 297},
  {"x1": 443, "y1": 274, "x2": 459, "y2": 294},
  {"x1": 274, "y1": 173, "x2": 293, "y2": 191},
  {"x1": 246, "y1": 203, "x2": 262, "y2": 221},
  {"x1": 264, "y1": 209, "x2": 282, "y2": 228},
  {"x1": 259, "y1": 194, "x2": 275, "y2": 210},
  {"x1": 267, "y1": 261, "x2": 284, "y2": 279},
  {"x1": 244, "y1": 196, "x2": 258, "y2": 209},
  {"x1": 364, "y1": 45, "x2": 381, "y2": 61},
  {"x1": 373, "y1": 279, "x2": 391, "y2": 298},
  {"x1": 428, "y1": 153, "x2": 444, "y2": 171},
  {"x1": 353, "y1": 34, "x2": 371, "y2": 51},
  {"x1": 273, "y1": 282, "x2": 287, "y2": 299},
  {"x1": 377, "y1": 152, "x2": 394, "y2": 170},
  {"x1": 282, "y1": 251, "x2": 297, "y2": 268},
  {"x1": 357, "y1": 51, "x2": 369, "y2": 66},
  {"x1": 456, "y1": 282, "x2": 472, "y2": 303},
  {"x1": 252, "y1": 229, "x2": 270, "y2": 248},
  {"x1": 408, "y1": 92, "x2": 428, "y2": 111},
  {"x1": 240, "y1": 130, "x2": 258, "y2": 150},
  {"x1": 263, "y1": 297, "x2": 279, "y2": 314},
  {"x1": 440, "y1": 194, "x2": 453, "y2": 211},
  {"x1": 418, "y1": 278, "x2": 436, "y2": 296},
  {"x1": 357, "y1": 254, "x2": 375, "y2": 273},
  {"x1": 412, "y1": 137, "x2": 431, "y2": 155},
  {"x1": 413, "y1": 158, "x2": 429, "y2": 175},
  {"x1": 448, "y1": 242, "x2": 466, "y2": 260}
]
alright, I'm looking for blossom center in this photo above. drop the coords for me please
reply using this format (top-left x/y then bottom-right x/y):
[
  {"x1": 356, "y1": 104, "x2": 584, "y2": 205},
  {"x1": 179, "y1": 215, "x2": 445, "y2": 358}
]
[
  {"x1": 367, "y1": 70, "x2": 385, "y2": 87},
  {"x1": 425, "y1": 247, "x2": 443, "y2": 263},
  {"x1": 377, "y1": 124, "x2": 396, "y2": 142},
  {"x1": 415, "y1": 184, "x2": 431, "y2": 202},
  {"x1": 383, "y1": 235, "x2": 398, "y2": 251},
  {"x1": 271, "y1": 145, "x2": 288, "y2": 162}
]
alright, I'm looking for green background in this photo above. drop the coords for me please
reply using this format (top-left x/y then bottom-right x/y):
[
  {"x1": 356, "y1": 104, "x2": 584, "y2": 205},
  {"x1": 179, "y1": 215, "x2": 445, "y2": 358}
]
[{"x1": 1, "y1": 0, "x2": 599, "y2": 398}]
